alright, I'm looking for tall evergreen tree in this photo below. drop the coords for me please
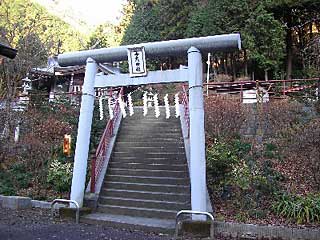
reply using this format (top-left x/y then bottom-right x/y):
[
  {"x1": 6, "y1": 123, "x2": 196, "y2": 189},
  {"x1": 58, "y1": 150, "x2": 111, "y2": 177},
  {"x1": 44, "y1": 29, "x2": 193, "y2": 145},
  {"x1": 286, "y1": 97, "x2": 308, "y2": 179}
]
[
  {"x1": 266, "y1": 0, "x2": 320, "y2": 78},
  {"x1": 121, "y1": 0, "x2": 162, "y2": 45}
]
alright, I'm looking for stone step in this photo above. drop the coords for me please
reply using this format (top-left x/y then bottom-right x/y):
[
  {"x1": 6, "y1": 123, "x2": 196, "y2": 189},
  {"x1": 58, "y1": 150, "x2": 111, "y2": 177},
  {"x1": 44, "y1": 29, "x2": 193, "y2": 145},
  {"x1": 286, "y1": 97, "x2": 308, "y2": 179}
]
[
  {"x1": 108, "y1": 162, "x2": 187, "y2": 171},
  {"x1": 112, "y1": 152, "x2": 186, "y2": 159},
  {"x1": 130, "y1": 109, "x2": 177, "y2": 115},
  {"x1": 124, "y1": 109, "x2": 177, "y2": 115},
  {"x1": 119, "y1": 126, "x2": 181, "y2": 132},
  {"x1": 113, "y1": 146, "x2": 185, "y2": 153},
  {"x1": 114, "y1": 142, "x2": 184, "y2": 148},
  {"x1": 100, "y1": 189, "x2": 189, "y2": 202},
  {"x1": 81, "y1": 213, "x2": 175, "y2": 233},
  {"x1": 121, "y1": 122, "x2": 180, "y2": 127},
  {"x1": 103, "y1": 181, "x2": 190, "y2": 194},
  {"x1": 122, "y1": 119, "x2": 180, "y2": 125},
  {"x1": 110, "y1": 156, "x2": 187, "y2": 164},
  {"x1": 106, "y1": 175, "x2": 189, "y2": 185},
  {"x1": 97, "y1": 204, "x2": 178, "y2": 219},
  {"x1": 122, "y1": 115, "x2": 177, "y2": 120},
  {"x1": 108, "y1": 168, "x2": 188, "y2": 178},
  {"x1": 115, "y1": 136, "x2": 183, "y2": 142},
  {"x1": 122, "y1": 116, "x2": 180, "y2": 121},
  {"x1": 117, "y1": 131, "x2": 182, "y2": 137},
  {"x1": 99, "y1": 196, "x2": 190, "y2": 211}
]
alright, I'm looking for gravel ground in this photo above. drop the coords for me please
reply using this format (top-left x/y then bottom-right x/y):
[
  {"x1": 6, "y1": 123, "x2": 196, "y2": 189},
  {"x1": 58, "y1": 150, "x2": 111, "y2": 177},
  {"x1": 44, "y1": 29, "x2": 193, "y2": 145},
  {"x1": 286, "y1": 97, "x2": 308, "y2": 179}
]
[
  {"x1": 0, "y1": 207, "x2": 234, "y2": 240},
  {"x1": 0, "y1": 207, "x2": 172, "y2": 240}
]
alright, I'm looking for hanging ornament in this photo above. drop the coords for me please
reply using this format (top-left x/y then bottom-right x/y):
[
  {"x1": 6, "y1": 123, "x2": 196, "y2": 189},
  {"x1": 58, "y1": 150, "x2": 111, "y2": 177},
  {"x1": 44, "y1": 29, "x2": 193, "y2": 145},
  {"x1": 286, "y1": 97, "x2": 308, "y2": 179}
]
[
  {"x1": 164, "y1": 94, "x2": 170, "y2": 119},
  {"x1": 119, "y1": 94, "x2": 127, "y2": 118},
  {"x1": 108, "y1": 97, "x2": 114, "y2": 119},
  {"x1": 175, "y1": 93, "x2": 180, "y2": 118},
  {"x1": 143, "y1": 92, "x2": 148, "y2": 116},
  {"x1": 128, "y1": 93, "x2": 134, "y2": 116},
  {"x1": 99, "y1": 96, "x2": 104, "y2": 120},
  {"x1": 154, "y1": 94, "x2": 160, "y2": 118}
]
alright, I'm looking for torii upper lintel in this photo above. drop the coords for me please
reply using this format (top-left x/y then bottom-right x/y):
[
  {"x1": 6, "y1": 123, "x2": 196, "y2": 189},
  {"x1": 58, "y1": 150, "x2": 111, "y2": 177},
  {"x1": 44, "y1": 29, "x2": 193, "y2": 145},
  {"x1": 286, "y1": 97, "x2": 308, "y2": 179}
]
[{"x1": 58, "y1": 34, "x2": 241, "y2": 67}]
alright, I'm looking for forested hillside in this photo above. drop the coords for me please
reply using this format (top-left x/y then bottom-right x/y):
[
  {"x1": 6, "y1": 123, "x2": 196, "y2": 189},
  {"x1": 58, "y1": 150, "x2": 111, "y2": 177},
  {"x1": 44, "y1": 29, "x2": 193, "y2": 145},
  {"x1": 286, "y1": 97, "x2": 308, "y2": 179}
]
[
  {"x1": 0, "y1": 0, "x2": 85, "y2": 98},
  {"x1": 121, "y1": 0, "x2": 320, "y2": 80}
]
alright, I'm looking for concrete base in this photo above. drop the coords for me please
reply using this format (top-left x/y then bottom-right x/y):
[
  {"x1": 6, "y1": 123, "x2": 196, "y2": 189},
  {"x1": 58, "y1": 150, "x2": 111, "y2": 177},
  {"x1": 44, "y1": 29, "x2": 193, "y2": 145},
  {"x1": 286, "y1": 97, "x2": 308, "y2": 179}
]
[
  {"x1": 177, "y1": 220, "x2": 212, "y2": 239},
  {"x1": 84, "y1": 193, "x2": 98, "y2": 210},
  {"x1": 59, "y1": 207, "x2": 92, "y2": 220},
  {"x1": 1, "y1": 196, "x2": 32, "y2": 209},
  {"x1": 82, "y1": 213, "x2": 175, "y2": 234}
]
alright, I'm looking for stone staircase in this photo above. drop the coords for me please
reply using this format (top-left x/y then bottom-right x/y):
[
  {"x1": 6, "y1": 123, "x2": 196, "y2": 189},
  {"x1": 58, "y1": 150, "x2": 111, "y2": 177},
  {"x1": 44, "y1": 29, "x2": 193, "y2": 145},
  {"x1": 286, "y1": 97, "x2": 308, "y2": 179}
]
[{"x1": 82, "y1": 107, "x2": 191, "y2": 231}]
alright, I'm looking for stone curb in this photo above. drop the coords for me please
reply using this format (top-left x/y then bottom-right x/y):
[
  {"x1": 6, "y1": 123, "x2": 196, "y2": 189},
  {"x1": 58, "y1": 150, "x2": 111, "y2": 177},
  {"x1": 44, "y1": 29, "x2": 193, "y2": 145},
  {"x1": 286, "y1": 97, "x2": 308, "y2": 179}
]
[
  {"x1": 31, "y1": 200, "x2": 52, "y2": 209},
  {"x1": 215, "y1": 221, "x2": 320, "y2": 240},
  {"x1": 0, "y1": 195, "x2": 32, "y2": 209},
  {"x1": 0, "y1": 195, "x2": 64, "y2": 209},
  {"x1": 1, "y1": 195, "x2": 319, "y2": 239}
]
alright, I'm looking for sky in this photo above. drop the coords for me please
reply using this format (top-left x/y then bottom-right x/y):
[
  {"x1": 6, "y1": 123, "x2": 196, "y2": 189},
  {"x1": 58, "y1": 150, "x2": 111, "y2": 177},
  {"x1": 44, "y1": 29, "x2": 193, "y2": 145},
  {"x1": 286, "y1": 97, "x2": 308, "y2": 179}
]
[{"x1": 34, "y1": 0, "x2": 126, "y2": 27}]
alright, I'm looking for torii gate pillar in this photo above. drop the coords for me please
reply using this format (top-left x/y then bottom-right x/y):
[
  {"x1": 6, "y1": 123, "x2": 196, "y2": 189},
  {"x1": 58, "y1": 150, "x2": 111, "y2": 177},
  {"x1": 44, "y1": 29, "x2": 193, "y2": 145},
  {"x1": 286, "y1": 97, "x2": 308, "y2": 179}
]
[
  {"x1": 188, "y1": 47, "x2": 206, "y2": 219},
  {"x1": 70, "y1": 58, "x2": 97, "y2": 207}
]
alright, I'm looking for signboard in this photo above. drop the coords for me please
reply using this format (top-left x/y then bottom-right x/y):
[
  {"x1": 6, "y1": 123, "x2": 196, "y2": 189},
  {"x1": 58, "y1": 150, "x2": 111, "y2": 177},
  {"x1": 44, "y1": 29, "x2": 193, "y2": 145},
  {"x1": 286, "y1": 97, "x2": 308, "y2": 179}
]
[
  {"x1": 127, "y1": 47, "x2": 147, "y2": 77},
  {"x1": 63, "y1": 134, "x2": 71, "y2": 157},
  {"x1": 242, "y1": 88, "x2": 269, "y2": 104}
]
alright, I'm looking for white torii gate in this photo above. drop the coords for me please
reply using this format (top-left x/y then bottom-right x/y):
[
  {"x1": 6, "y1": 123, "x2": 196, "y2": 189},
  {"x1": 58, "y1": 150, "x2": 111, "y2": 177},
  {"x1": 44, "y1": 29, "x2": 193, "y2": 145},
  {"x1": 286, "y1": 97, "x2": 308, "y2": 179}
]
[{"x1": 58, "y1": 34, "x2": 241, "y2": 216}]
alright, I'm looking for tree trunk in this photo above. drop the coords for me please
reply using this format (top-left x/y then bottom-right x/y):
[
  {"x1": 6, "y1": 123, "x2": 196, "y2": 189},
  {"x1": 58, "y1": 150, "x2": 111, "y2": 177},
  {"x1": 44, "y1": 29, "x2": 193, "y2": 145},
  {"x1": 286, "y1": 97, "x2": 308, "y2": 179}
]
[
  {"x1": 297, "y1": 28, "x2": 305, "y2": 70},
  {"x1": 264, "y1": 69, "x2": 268, "y2": 81},
  {"x1": 223, "y1": 54, "x2": 228, "y2": 75},
  {"x1": 309, "y1": 22, "x2": 313, "y2": 40},
  {"x1": 244, "y1": 49, "x2": 248, "y2": 77},
  {"x1": 286, "y1": 15, "x2": 293, "y2": 80},
  {"x1": 231, "y1": 53, "x2": 236, "y2": 81}
]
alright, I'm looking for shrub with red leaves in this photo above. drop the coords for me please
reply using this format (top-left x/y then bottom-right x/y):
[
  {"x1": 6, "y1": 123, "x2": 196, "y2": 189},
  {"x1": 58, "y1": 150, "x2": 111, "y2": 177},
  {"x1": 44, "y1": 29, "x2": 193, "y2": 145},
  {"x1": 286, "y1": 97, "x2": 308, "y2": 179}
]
[{"x1": 205, "y1": 95, "x2": 247, "y2": 139}]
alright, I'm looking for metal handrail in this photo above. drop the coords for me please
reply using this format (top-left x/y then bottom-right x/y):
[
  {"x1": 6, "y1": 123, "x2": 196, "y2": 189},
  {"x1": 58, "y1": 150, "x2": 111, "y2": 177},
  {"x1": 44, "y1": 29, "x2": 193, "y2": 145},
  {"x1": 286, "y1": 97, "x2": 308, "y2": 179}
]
[
  {"x1": 51, "y1": 199, "x2": 80, "y2": 224},
  {"x1": 174, "y1": 210, "x2": 215, "y2": 240},
  {"x1": 90, "y1": 87, "x2": 123, "y2": 193},
  {"x1": 205, "y1": 78, "x2": 320, "y2": 86},
  {"x1": 205, "y1": 78, "x2": 320, "y2": 100}
]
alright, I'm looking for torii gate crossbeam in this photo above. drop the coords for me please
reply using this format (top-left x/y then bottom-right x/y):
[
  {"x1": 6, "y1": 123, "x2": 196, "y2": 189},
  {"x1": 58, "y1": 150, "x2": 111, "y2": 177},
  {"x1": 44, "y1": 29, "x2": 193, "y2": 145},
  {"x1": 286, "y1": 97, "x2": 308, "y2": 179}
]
[{"x1": 58, "y1": 34, "x2": 241, "y2": 219}]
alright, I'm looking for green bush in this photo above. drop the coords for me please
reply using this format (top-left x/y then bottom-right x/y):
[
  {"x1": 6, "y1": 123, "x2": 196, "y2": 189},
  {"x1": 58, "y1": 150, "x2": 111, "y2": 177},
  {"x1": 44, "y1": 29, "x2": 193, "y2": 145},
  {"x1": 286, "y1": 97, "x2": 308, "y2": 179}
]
[
  {"x1": 9, "y1": 163, "x2": 32, "y2": 189},
  {"x1": 206, "y1": 139, "x2": 239, "y2": 186},
  {"x1": 272, "y1": 193, "x2": 320, "y2": 224},
  {"x1": 207, "y1": 138, "x2": 283, "y2": 212},
  {"x1": 0, "y1": 171, "x2": 16, "y2": 195},
  {"x1": 263, "y1": 143, "x2": 277, "y2": 158},
  {"x1": 47, "y1": 159, "x2": 73, "y2": 192},
  {"x1": 0, "y1": 163, "x2": 32, "y2": 195}
]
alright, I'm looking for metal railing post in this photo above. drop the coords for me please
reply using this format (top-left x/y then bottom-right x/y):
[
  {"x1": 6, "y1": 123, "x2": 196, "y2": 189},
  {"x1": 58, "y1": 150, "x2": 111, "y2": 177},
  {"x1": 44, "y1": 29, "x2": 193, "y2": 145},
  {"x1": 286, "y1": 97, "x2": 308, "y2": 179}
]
[
  {"x1": 240, "y1": 82, "x2": 243, "y2": 103},
  {"x1": 51, "y1": 199, "x2": 80, "y2": 224},
  {"x1": 317, "y1": 77, "x2": 320, "y2": 101},
  {"x1": 174, "y1": 210, "x2": 215, "y2": 240}
]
